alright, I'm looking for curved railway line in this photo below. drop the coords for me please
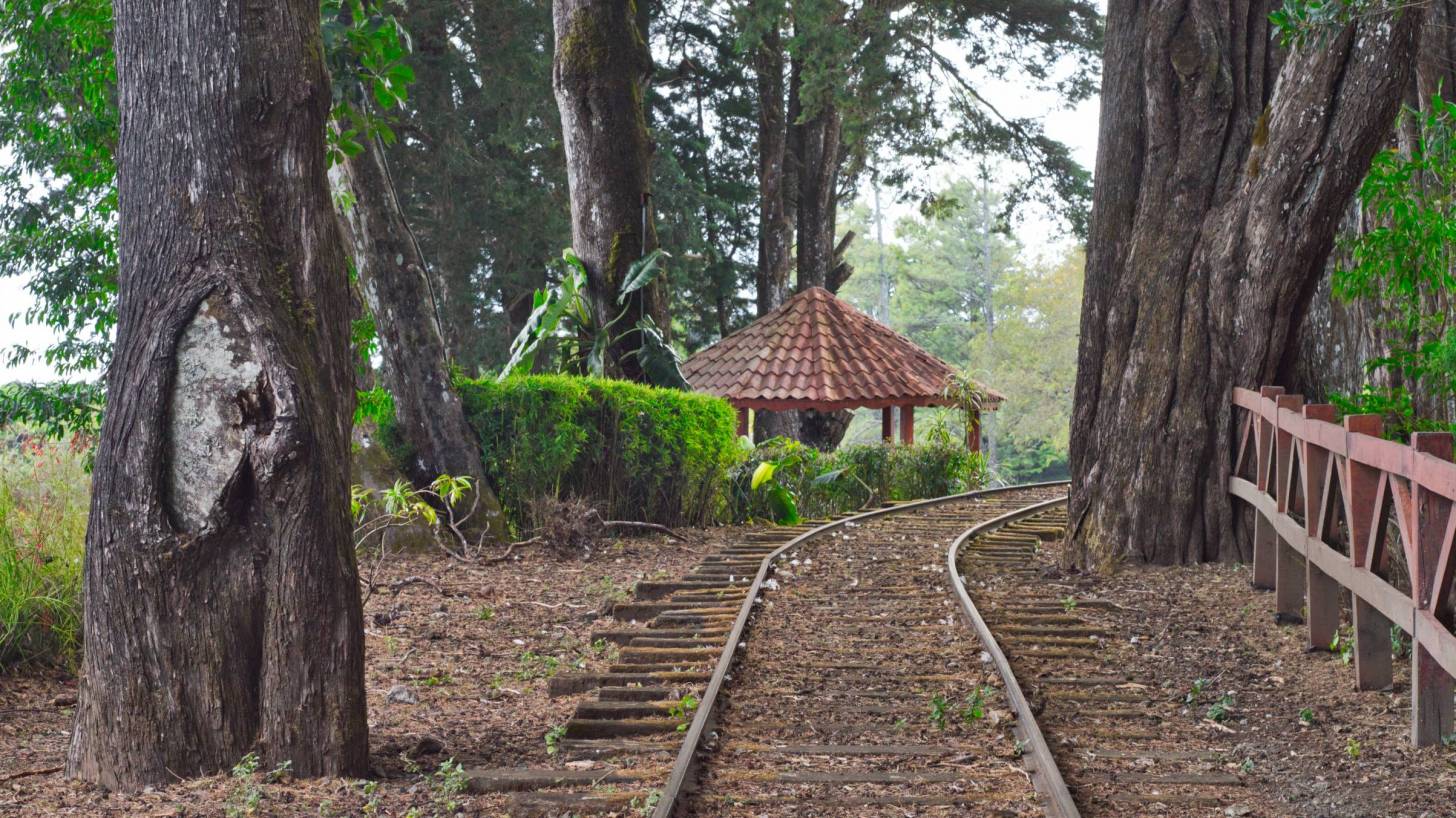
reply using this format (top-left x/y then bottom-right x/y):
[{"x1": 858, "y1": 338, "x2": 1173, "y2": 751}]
[{"x1": 467, "y1": 483, "x2": 1250, "y2": 816}]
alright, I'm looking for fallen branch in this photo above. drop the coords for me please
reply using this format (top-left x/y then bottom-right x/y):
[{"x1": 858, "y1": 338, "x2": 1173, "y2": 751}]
[
  {"x1": 600, "y1": 520, "x2": 688, "y2": 542},
  {"x1": 0, "y1": 766, "x2": 63, "y2": 783},
  {"x1": 486, "y1": 536, "x2": 545, "y2": 564}
]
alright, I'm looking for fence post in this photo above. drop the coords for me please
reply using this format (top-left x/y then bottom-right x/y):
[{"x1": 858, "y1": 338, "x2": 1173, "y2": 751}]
[
  {"x1": 1302, "y1": 404, "x2": 1340, "y2": 650},
  {"x1": 1344, "y1": 414, "x2": 1392, "y2": 691},
  {"x1": 1410, "y1": 432, "x2": 1455, "y2": 746},
  {"x1": 1274, "y1": 394, "x2": 1306, "y2": 621},
  {"x1": 1253, "y1": 386, "x2": 1286, "y2": 590}
]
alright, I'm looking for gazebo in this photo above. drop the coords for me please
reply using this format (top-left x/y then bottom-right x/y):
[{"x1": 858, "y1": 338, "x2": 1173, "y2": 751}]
[{"x1": 682, "y1": 286, "x2": 1003, "y2": 449}]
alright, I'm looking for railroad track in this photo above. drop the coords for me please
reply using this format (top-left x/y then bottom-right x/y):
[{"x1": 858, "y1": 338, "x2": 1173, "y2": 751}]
[
  {"x1": 467, "y1": 484, "x2": 1079, "y2": 816},
  {"x1": 955, "y1": 506, "x2": 1248, "y2": 815}
]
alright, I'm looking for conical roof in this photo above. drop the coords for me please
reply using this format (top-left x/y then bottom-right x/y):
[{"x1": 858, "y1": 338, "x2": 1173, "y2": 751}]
[{"x1": 682, "y1": 287, "x2": 1003, "y2": 411}]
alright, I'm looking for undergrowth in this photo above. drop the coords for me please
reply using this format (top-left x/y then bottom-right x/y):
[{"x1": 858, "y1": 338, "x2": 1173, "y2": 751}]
[{"x1": 0, "y1": 431, "x2": 88, "y2": 670}]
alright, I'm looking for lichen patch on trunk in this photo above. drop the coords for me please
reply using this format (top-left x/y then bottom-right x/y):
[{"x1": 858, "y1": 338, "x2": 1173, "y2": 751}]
[{"x1": 165, "y1": 294, "x2": 267, "y2": 533}]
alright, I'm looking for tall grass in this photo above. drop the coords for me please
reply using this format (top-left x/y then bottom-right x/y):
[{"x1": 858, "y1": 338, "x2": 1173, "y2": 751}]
[{"x1": 0, "y1": 432, "x2": 89, "y2": 669}]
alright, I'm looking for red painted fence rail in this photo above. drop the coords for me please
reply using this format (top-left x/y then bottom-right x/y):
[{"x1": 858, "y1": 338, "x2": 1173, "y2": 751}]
[{"x1": 1230, "y1": 386, "x2": 1456, "y2": 746}]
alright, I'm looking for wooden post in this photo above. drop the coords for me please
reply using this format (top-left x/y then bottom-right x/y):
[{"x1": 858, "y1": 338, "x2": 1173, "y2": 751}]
[
  {"x1": 1252, "y1": 386, "x2": 1285, "y2": 590},
  {"x1": 882, "y1": 407, "x2": 894, "y2": 442},
  {"x1": 736, "y1": 406, "x2": 750, "y2": 437},
  {"x1": 900, "y1": 406, "x2": 915, "y2": 445},
  {"x1": 1303, "y1": 404, "x2": 1340, "y2": 650},
  {"x1": 1274, "y1": 393, "x2": 1306, "y2": 622},
  {"x1": 1344, "y1": 414, "x2": 1392, "y2": 691},
  {"x1": 1410, "y1": 432, "x2": 1455, "y2": 746},
  {"x1": 967, "y1": 410, "x2": 982, "y2": 453}
]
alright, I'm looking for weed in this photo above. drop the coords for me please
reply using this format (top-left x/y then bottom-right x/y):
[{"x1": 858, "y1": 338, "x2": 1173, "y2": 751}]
[
  {"x1": 893, "y1": 717, "x2": 908, "y2": 731},
  {"x1": 476, "y1": 605, "x2": 494, "y2": 621},
  {"x1": 960, "y1": 686, "x2": 992, "y2": 723},
  {"x1": 431, "y1": 759, "x2": 468, "y2": 812},
  {"x1": 669, "y1": 693, "x2": 700, "y2": 731},
  {"x1": 1346, "y1": 738, "x2": 1361, "y2": 760},
  {"x1": 544, "y1": 724, "x2": 567, "y2": 755},
  {"x1": 592, "y1": 575, "x2": 629, "y2": 604},
  {"x1": 630, "y1": 789, "x2": 662, "y2": 815},
  {"x1": 929, "y1": 694, "x2": 951, "y2": 730},
  {"x1": 224, "y1": 753, "x2": 263, "y2": 817},
  {"x1": 420, "y1": 672, "x2": 452, "y2": 687},
  {"x1": 1184, "y1": 678, "x2": 1209, "y2": 705},
  {"x1": 359, "y1": 779, "x2": 381, "y2": 816},
  {"x1": 1240, "y1": 758, "x2": 1255, "y2": 774},
  {"x1": 517, "y1": 650, "x2": 561, "y2": 681},
  {"x1": 1330, "y1": 626, "x2": 1354, "y2": 665},
  {"x1": 1298, "y1": 707, "x2": 1315, "y2": 726},
  {"x1": 1060, "y1": 595, "x2": 1077, "y2": 613},
  {"x1": 1206, "y1": 693, "x2": 1235, "y2": 723},
  {"x1": 1012, "y1": 738, "x2": 1028, "y2": 758},
  {"x1": 1391, "y1": 625, "x2": 1411, "y2": 659}
]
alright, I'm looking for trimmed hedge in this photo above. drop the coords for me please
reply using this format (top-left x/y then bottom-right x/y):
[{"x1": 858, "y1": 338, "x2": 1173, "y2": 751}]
[
  {"x1": 728, "y1": 438, "x2": 989, "y2": 523},
  {"x1": 453, "y1": 375, "x2": 740, "y2": 530}
]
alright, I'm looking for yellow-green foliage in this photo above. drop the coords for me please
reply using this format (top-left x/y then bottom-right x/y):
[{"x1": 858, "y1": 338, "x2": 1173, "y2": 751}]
[
  {"x1": 454, "y1": 375, "x2": 740, "y2": 530},
  {"x1": 0, "y1": 433, "x2": 88, "y2": 669},
  {"x1": 730, "y1": 438, "x2": 990, "y2": 523}
]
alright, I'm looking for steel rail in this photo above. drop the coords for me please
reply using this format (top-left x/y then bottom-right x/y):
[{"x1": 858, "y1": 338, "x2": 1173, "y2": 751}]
[
  {"x1": 946, "y1": 493, "x2": 1079, "y2": 818},
  {"x1": 651, "y1": 480, "x2": 1072, "y2": 818}
]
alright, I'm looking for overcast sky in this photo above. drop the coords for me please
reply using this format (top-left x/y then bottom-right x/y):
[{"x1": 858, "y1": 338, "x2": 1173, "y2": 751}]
[{"x1": 0, "y1": 25, "x2": 1103, "y2": 384}]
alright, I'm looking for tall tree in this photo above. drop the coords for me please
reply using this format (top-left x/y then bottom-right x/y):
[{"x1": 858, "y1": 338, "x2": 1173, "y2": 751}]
[
  {"x1": 552, "y1": 0, "x2": 667, "y2": 382},
  {"x1": 388, "y1": 0, "x2": 571, "y2": 375},
  {"x1": 734, "y1": 0, "x2": 1099, "y2": 448},
  {"x1": 1294, "y1": 7, "x2": 1456, "y2": 429},
  {"x1": 1067, "y1": 1, "x2": 1423, "y2": 566},
  {"x1": 331, "y1": 133, "x2": 505, "y2": 539},
  {"x1": 67, "y1": 0, "x2": 368, "y2": 789},
  {"x1": 325, "y1": 3, "x2": 505, "y2": 538}
]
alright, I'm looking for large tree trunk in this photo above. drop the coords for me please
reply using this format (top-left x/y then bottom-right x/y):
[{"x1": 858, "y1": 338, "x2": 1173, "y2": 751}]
[
  {"x1": 793, "y1": 102, "x2": 842, "y2": 292},
  {"x1": 1068, "y1": 2, "x2": 1422, "y2": 566},
  {"x1": 754, "y1": 14, "x2": 791, "y2": 318},
  {"x1": 1294, "y1": 8, "x2": 1456, "y2": 425},
  {"x1": 331, "y1": 133, "x2": 506, "y2": 542},
  {"x1": 68, "y1": 0, "x2": 368, "y2": 789},
  {"x1": 552, "y1": 0, "x2": 666, "y2": 382}
]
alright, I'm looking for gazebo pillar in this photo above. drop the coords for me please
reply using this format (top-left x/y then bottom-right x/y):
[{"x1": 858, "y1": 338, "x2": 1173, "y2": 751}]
[
  {"x1": 881, "y1": 407, "x2": 894, "y2": 442},
  {"x1": 736, "y1": 406, "x2": 750, "y2": 437},
  {"x1": 967, "y1": 410, "x2": 982, "y2": 453},
  {"x1": 900, "y1": 406, "x2": 915, "y2": 444}
]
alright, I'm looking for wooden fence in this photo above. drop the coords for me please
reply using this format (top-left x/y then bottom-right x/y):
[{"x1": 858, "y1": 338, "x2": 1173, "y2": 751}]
[{"x1": 1231, "y1": 386, "x2": 1456, "y2": 746}]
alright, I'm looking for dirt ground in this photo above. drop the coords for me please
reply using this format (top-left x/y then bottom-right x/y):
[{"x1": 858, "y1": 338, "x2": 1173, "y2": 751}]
[
  {"x1": 3, "y1": 523, "x2": 1455, "y2": 817},
  {"x1": 1039, "y1": 556, "x2": 1456, "y2": 818},
  {"x1": 0, "y1": 531, "x2": 711, "y2": 817}
]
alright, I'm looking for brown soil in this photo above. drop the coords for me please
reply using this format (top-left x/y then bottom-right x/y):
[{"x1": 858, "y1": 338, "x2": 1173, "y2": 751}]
[
  {"x1": 0, "y1": 531, "x2": 712, "y2": 817},
  {"x1": 964, "y1": 508, "x2": 1456, "y2": 818}
]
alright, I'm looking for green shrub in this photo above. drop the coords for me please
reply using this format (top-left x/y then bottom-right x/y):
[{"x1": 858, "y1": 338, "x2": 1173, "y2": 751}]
[
  {"x1": 0, "y1": 433, "x2": 88, "y2": 669},
  {"x1": 450, "y1": 375, "x2": 740, "y2": 530},
  {"x1": 729, "y1": 437, "x2": 988, "y2": 523}
]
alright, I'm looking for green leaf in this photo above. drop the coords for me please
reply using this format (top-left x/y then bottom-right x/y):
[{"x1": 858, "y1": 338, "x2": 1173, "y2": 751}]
[
  {"x1": 632, "y1": 317, "x2": 690, "y2": 390},
  {"x1": 812, "y1": 467, "x2": 850, "y2": 487},
  {"x1": 751, "y1": 461, "x2": 776, "y2": 491},
  {"x1": 618, "y1": 249, "x2": 670, "y2": 304},
  {"x1": 766, "y1": 485, "x2": 800, "y2": 525}
]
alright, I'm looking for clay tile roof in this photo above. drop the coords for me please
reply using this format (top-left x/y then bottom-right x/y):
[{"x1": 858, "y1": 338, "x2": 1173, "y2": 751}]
[{"x1": 682, "y1": 287, "x2": 1004, "y2": 412}]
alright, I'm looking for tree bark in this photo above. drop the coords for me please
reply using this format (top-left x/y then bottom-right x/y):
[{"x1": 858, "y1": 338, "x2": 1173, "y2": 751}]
[
  {"x1": 331, "y1": 133, "x2": 506, "y2": 541},
  {"x1": 1068, "y1": 1, "x2": 1422, "y2": 566},
  {"x1": 68, "y1": 0, "x2": 368, "y2": 789},
  {"x1": 552, "y1": 0, "x2": 666, "y2": 382},
  {"x1": 754, "y1": 15, "x2": 791, "y2": 318},
  {"x1": 1294, "y1": 8, "x2": 1456, "y2": 425},
  {"x1": 793, "y1": 102, "x2": 843, "y2": 292}
]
